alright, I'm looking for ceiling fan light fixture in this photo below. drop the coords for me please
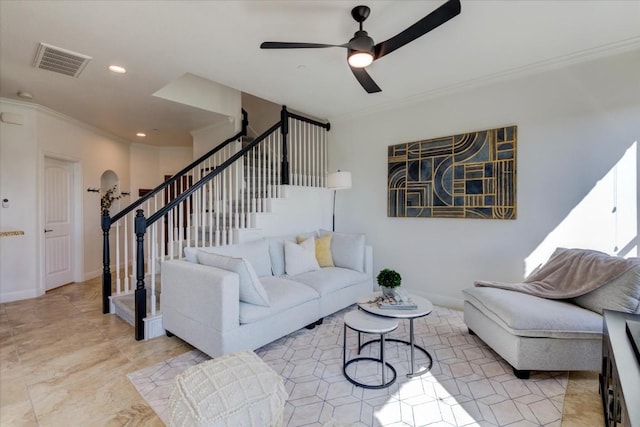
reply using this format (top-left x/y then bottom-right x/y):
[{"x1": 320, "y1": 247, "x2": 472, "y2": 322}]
[{"x1": 348, "y1": 51, "x2": 374, "y2": 68}]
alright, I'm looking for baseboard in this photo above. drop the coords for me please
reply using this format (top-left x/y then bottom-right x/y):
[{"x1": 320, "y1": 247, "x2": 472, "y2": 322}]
[
  {"x1": 83, "y1": 269, "x2": 101, "y2": 281},
  {"x1": 0, "y1": 288, "x2": 39, "y2": 303},
  {"x1": 409, "y1": 289, "x2": 464, "y2": 311}
]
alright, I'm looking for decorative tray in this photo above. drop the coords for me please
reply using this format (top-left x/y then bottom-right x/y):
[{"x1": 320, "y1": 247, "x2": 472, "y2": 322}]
[{"x1": 369, "y1": 295, "x2": 417, "y2": 310}]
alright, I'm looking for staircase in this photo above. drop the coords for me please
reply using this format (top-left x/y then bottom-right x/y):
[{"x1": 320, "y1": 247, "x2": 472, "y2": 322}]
[{"x1": 102, "y1": 106, "x2": 330, "y2": 340}]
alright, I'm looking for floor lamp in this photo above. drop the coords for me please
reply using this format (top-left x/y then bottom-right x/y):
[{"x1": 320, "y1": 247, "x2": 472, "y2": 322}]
[{"x1": 327, "y1": 171, "x2": 352, "y2": 232}]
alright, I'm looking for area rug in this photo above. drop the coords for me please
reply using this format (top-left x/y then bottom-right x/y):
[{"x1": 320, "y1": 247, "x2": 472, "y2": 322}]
[{"x1": 127, "y1": 305, "x2": 567, "y2": 426}]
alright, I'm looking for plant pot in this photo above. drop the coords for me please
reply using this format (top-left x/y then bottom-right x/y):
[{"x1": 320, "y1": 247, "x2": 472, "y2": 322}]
[{"x1": 381, "y1": 286, "x2": 396, "y2": 298}]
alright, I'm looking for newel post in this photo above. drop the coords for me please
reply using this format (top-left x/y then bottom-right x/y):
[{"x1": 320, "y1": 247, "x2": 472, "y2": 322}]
[
  {"x1": 134, "y1": 209, "x2": 147, "y2": 341},
  {"x1": 280, "y1": 105, "x2": 289, "y2": 185},
  {"x1": 101, "y1": 213, "x2": 111, "y2": 314}
]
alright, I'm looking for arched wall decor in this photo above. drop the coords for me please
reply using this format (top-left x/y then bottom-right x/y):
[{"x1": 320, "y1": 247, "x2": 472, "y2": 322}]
[{"x1": 100, "y1": 170, "x2": 120, "y2": 215}]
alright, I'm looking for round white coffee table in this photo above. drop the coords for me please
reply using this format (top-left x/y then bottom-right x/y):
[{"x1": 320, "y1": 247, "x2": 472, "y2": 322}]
[{"x1": 358, "y1": 292, "x2": 434, "y2": 377}]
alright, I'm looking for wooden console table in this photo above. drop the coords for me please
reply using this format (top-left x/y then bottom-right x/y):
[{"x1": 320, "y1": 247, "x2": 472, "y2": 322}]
[{"x1": 600, "y1": 309, "x2": 640, "y2": 427}]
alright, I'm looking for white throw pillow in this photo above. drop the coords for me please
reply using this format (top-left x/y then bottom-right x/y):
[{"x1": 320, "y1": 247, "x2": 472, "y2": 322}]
[
  {"x1": 183, "y1": 246, "x2": 198, "y2": 263},
  {"x1": 284, "y1": 239, "x2": 320, "y2": 276},
  {"x1": 197, "y1": 251, "x2": 270, "y2": 307},
  {"x1": 268, "y1": 231, "x2": 317, "y2": 276}
]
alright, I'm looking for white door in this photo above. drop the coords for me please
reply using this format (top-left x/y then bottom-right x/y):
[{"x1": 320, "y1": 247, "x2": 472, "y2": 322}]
[{"x1": 44, "y1": 157, "x2": 74, "y2": 290}]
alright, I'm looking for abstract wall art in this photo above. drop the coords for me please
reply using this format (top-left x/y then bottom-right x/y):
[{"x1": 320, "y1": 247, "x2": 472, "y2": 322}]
[{"x1": 388, "y1": 126, "x2": 516, "y2": 219}]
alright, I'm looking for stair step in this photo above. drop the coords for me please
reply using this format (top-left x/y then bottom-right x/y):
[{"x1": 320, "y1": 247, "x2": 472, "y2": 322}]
[
  {"x1": 112, "y1": 274, "x2": 162, "y2": 327},
  {"x1": 112, "y1": 289, "x2": 161, "y2": 327}
]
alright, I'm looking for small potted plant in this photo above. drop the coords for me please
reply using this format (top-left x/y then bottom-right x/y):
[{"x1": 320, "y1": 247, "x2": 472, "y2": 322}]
[{"x1": 376, "y1": 268, "x2": 401, "y2": 298}]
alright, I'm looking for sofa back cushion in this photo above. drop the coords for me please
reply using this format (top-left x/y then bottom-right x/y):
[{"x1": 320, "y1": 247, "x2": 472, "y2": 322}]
[
  {"x1": 319, "y1": 230, "x2": 365, "y2": 273},
  {"x1": 571, "y1": 264, "x2": 640, "y2": 314},
  {"x1": 197, "y1": 251, "x2": 270, "y2": 307},
  {"x1": 184, "y1": 239, "x2": 272, "y2": 277}
]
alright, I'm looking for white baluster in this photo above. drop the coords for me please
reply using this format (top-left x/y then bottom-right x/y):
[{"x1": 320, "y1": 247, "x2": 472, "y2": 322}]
[
  {"x1": 168, "y1": 209, "x2": 174, "y2": 259},
  {"x1": 115, "y1": 221, "x2": 121, "y2": 294},
  {"x1": 208, "y1": 179, "x2": 214, "y2": 245},
  {"x1": 291, "y1": 120, "x2": 296, "y2": 186},
  {"x1": 146, "y1": 200, "x2": 152, "y2": 278},
  {"x1": 234, "y1": 142, "x2": 239, "y2": 230},
  {"x1": 270, "y1": 133, "x2": 275, "y2": 199},
  {"x1": 131, "y1": 212, "x2": 136, "y2": 285},
  {"x1": 123, "y1": 215, "x2": 129, "y2": 291},
  {"x1": 262, "y1": 137, "x2": 267, "y2": 212},
  {"x1": 277, "y1": 129, "x2": 282, "y2": 198}
]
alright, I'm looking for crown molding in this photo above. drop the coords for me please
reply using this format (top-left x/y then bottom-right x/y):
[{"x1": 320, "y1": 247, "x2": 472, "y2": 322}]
[
  {"x1": 1, "y1": 97, "x2": 132, "y2": 145},
  {"x1": 331, "y1": 37, "x2": 640, "y2": 124}
]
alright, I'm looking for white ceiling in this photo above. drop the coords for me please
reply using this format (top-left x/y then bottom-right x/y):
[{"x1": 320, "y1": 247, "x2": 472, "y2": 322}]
[{"x1": 1, "y1": 1, "x2": 639, "y2": 147}]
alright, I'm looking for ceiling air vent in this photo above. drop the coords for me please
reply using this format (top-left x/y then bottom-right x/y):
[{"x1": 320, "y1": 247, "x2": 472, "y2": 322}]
[{"x1": 33, "y1": 42, "x2": 92, "y2": 78}]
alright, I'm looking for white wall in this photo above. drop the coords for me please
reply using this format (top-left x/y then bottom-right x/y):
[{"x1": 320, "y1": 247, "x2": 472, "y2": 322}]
[
  {"x1": 130, "y1": 143, "x2": 160, "y2": 200},
  {"x1": 192, "y1": 119, "x2": 239, "y2": 160},
  {"x1": 159, "y1": 147, "x2": 192, "y2": 179},
  {"x1": 0, "y1": 103, "x2": 38, "y2": 301},
  {"x1": 0, "y1": 100, "x2": 186, "y2": 302},
  {"x1": 36, "y1": 107, "x2": 132, "y2": 281},
  {"x1": 130, "y1": 144, "x2": 193, "y2": 200},
  {"x1": 328, "y1": 49, "x2": 640, "y2": 309},
  {"x1": 248, "y1": 186, "x2": 333, "y2": 239}
]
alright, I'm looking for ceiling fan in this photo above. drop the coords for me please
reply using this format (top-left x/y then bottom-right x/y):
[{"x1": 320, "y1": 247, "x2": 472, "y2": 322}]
[{"x1": 260, "y1": 0, "x2": 461, "y2": 94}]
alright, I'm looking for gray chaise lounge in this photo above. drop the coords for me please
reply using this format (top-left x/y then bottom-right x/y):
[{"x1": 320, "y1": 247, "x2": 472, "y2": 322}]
[{"x1": 463, "y1": 248, "x2": 640, "y2": 379}]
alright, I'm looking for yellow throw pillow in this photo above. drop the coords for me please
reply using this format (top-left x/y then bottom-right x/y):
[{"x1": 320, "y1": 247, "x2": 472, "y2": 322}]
[{"x1": 296, "y1": 234, "x2": 334, "y2": 268}]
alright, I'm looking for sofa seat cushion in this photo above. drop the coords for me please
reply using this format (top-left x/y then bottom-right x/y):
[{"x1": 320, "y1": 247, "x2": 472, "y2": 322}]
[
  {"x1": 291, "y1": 267, "x2": 369, "y2": 297},
  {"x1": 240, "y1": 276, "x2": 319, "y2": 324},
  {"x1": 463, "y1": 286, "x2": 602, "y2": 339}
]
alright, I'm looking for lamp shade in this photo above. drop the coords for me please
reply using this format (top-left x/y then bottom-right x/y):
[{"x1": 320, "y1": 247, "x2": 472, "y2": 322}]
[{"x1": 327, "y1": 171, "x2": 352, "y2": 190}]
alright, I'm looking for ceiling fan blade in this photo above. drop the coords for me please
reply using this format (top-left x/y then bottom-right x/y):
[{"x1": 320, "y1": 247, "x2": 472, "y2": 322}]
[
  {"x1": 260, "y1": 42, "x2": 346, "y2": 49},
  {"x1": 350, "y1": 66, "x2": 381, "y2": 93},
  {"x1": 374, "y1": 0, "x2": 461, "y2": 60}
]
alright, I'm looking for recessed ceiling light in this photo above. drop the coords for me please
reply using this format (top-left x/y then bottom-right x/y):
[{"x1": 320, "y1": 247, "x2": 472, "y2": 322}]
[
  {"x1": 108, "y1": 65, "x2": 126, "y2": 74},
  {"x1": 136, "y1": 132, "x2": 146, "y2": 137}
]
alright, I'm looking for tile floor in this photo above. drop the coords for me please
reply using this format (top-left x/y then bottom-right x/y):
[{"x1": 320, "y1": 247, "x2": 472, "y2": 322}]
[{"x1": 1, "y1": 278, "x2": 603, "y2": 426}]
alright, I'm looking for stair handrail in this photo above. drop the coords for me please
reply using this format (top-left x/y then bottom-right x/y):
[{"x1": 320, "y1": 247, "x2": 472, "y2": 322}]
[
  {"x1": 146, "y1": 121, "x2": 281, "y2": 227},
  {"x1": 129, "y1": 121, "x2": 281, "y2": 339},
  {"x1": 104, "y1": 105, "x2": 331, "y2": 340},
  {"x1": 143, "y1": 107, "x2": 331, "y2": 228},
  {"x1": 109, "y1": 109, "x2": 248, "y2": 224},
  {"x1": 101, "y1": 109, "x2": 247, "y2": 314}
]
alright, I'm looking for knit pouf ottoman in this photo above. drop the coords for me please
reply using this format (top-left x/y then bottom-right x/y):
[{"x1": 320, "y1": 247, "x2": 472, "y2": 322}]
[{"x1": 169, "y1": 350, "x2": 288, "y2": 427}]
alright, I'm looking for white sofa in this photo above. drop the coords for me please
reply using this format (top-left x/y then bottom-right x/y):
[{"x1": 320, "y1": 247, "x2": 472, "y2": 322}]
[
  {"x1": 161, "y1": 231, "x2": 373, "y2": 358},
  {"x1": 463, "y1": 249, "x2": 640, "y2": 379}
]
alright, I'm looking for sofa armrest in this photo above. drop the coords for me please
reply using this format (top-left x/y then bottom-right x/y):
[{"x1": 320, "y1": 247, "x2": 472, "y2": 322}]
[
  {"x1": 161, "y1": 260, "x2": 240, "y2": 334},
  {"x1": 364, "y1": 245, "x2": 373, "y2": 277}
]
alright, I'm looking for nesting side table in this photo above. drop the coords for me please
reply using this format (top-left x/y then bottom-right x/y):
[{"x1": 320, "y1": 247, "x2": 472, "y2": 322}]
[
  {"x1": 343, "y1": 310, "x2": 399, "y2": 389},
  {"x1": 358, "y1": 292, "x2": 434, "y2": 377}
]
